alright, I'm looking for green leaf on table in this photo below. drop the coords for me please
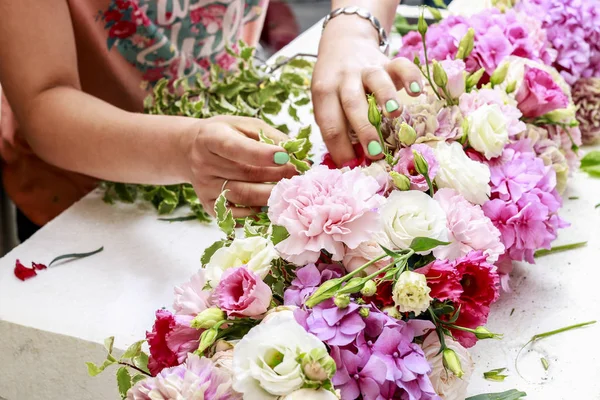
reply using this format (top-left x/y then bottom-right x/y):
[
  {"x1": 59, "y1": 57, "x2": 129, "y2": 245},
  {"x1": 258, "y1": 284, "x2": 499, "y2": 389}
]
[
  {"x1": 580, "y1": 151, "x2": 600, "y2": 169},
  {"x1": 86, "y1": 358, "x2": 116, "y2": 377},
  {"x1": 271, "y1": 225, "x2": 289, "y2": 245},
  {"x1": 409, "y1": 237, "x2": 450, "y2": 253},
  {"x1": 157, "y1": 200, "x2": 178, "y2": 215},
  {"x1": 534, "y1": 241, "x2": 587, "y2": 258},
  {"x1": 466, "y1": 390, "x2": 527, "y2": 400},
  {"x1": 133, "y1": 352, "x2": 150, "y2": 374},
  {"x1": 158, "y1": 215, "x2": 198, "y2": 223},
  {"x1": 114, "y1": 183, "x2": 137, "y2": 203},
  {"x1": 282, "y1": 138, "x2": 306, "y2": 154},
  {"x1": 49, "y1": 246, "x2": 104, "y2": 267},
  {"x1": 484, "y1": 368, "x2": 508, "y2": 382},
  {"x1": 582, "y1": 165, "x2": 600, "y2": 178},
  {"x1": 104, "y1": 336, "x2": 115, "y2": 354},
  {"x1": 288, "y1": 104, "x2": 300, "y2": 122},
  {"x1": 201, "y1": 240, "x2": 228, "y2": 265},
  {"x1": 215, "y1": 191, "x2": 235, "y2": 237},
  {"x1": 121, "y1": 340, "x2": 145, "y2": 360},
  {"x1": 258, "y1": 130, "x2": 276, "y2": 145},
  {"x1": 541, "y1": 357, "x2": 549, "y2": 371},
  {"x1": 117, "y1": 367, "x2": 132, "y2": 399},
  {"x1": 288, "y1": 156, "x2": 311, "y2": 173}
]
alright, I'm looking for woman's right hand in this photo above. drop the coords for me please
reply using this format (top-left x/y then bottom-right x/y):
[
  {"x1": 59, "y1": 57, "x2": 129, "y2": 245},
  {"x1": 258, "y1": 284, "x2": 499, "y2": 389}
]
[{"x1": 183, "y1": 116, "x2": 298, "y2": 217}]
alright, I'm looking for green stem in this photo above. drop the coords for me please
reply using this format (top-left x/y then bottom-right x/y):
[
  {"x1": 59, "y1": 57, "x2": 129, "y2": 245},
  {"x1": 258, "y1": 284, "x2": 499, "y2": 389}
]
[
  {"x1": 420, "y1": 36, "x2": 442, "y2": 100},
  {"x1": 428, "y1": 307, "x2": 447, "y2": 354},
  {"x1": 534, "y1": 241, "x2": 587, "y2": 258},
  {"x1": 118, "y1": 361, "x2": 151, "y2": 377},
  {"x1": 424, "y1": 174, "x2": 435, "y2": 197}
]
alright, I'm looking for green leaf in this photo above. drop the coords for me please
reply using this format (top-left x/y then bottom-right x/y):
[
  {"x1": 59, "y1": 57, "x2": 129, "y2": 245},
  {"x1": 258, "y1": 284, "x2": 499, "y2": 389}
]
[
  {"x1": 294, "y1": 97, "x2": 311, "y2": 106},
  {"x1": 117, "y1": 367, "x2": 132, "y2": 399},
  {"x1": 295, "y1": 126, "x2": 313, "y2": 160},
  {"x1": 201, "y1": 240, "x2": 228, "y2": 265},
  {"x1": 258, "y1": 130, "x2": 276, "y2": 145},
  {"x1": 409, "y1": 237, "x2": 450, "y2": 253},
  {"x1": 432, "y1": 0, "x2": 448, "y2": 8},
  {"x1": 466, "y1": 390, "x2": 527, "y2": 400},
  {"x1": 281, "y1": 72, "x2": 306, "y2": 87},
  {"x1": 427, "y1": 6, "x2": 443, "y2": 21},
  {"x1": 86, "y1": 358, "x2": 116, "y2": 377},
  {"x1": 104, "y1": 336, "x2": 115, "y2": 354},
  {"x1": 271, "y1": 225, "x2": 289, "y2": 245},
  {"x1": 541, "y1": 357, "x2": 549, "y2": 371},
  {"x1": 379, "y1": 245, "x2": 401, "y2": 260},
  {"x1": 215, "y1": 191, "x2": 235, "y2": 237},
  {"x1": 49, "y1": 246, "x2": 104, "y2": 267},
  {"x1": 580, "y1": 151, "x2": 600, "y2": 169},
  {"x1": 244, "y1": 219, "x2": 262, "y2": 238},
  {"x1": 157, "y1": 200, "x2": 178, "y2": 215},
  {"x1": 484, "y1": 368, "x2": 508, "y2": 382},
  {"x1": 282, "y1": 138, "x2": 306, "y2": 154},
  {"x1": 288, "y1": 156, "x2": 311, "y2": 173},
  {"x1": 132, "y1": 374, "x2": 147, "y2": 385},
  {"x1": 275, "y1": 124, "x2": 290, "y2": 134},
  {"x1": 241, "y1": 46, "x2": 254, "y2": 62},
  {"x1": 287, "y1": 58, "x2": 314, "y2": 69},
  {"x1": 288, "y1": 104, "x2": 300, "y2": 122},
  {"x1": 133, "y1": 352, "x2": 150, "y2": 374},
  {"x1": 582, "y1": 164, "x2": 600, "y2": 178},
  {"x1": 114, "y1": 183, "x2": 136, "y2": 203},
  {"x1": 158, "y1": 215, "x2": 198, "y2": 222},
  {"x1": 121, "y1": 340, "x2": 145, "y2": 360}
]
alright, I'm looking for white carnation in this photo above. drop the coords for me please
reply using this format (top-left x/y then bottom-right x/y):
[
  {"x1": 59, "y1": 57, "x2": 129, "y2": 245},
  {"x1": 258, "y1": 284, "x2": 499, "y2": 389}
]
[{"x1": 392, "y1": 271, "x2": 432, "y2": 316}]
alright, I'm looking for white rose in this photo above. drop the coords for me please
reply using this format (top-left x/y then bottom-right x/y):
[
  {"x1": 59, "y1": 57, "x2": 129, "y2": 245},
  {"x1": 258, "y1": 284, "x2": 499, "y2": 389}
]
[
  {"x1": 467, "y1": 104, "x2": 509, "y2": 159},
  {"x1": 205, "y1": 236, "x2": 278, "y2": 286},
  {"x1": 343, "y1": 230, "x2": 394, "y2": 276},
  {"x1": 433, "y1": 141, "x2": 491, "y2": 205},
  {"x1": 232, "y1": 312, "x2": 326, "y2": 399},
  {"x1": 282, "y1": 389, "x2": 340, "y2": 400},
  {"x1": 381, "y1": 191, "x2": 448, "y2": 253},
  {"x1": 421, "y1": 334, "x2": 474, "y2": 400},
  {"x1": 392, "y1": 271, "x2": 432, "y2": 316}
]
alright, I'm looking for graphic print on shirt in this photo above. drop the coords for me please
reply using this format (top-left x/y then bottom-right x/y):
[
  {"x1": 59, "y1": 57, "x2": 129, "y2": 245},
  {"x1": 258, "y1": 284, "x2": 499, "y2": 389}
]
[{"x1": 99, "y1": 0, "x2": 264, "y2": 85}]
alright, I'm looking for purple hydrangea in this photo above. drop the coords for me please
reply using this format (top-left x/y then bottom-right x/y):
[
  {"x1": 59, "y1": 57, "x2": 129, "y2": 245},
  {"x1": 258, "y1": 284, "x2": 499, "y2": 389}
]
[{"x1": 283, "y1": 264, "x2": 344, "y2": 307}]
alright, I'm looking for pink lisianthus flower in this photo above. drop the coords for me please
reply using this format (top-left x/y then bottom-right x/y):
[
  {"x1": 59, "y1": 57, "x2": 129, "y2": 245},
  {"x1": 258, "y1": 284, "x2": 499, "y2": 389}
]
[
  {"x1": 459, "y1": 89, "x2": 526, "y2": 138},
  {"x1": 173, "y1": 269, "x2": 213, "y2": 316},
  {"x1": 268, "y1": 166, "x2": 385, "y2": 265},
  {"x1": 216, "y1": 266, "x2": 272, "y2": 318},
  {"x1": 393, "y1": 144, "x2": 439, "y2": 192},
  {"x1": 432, "y1": 188, "x2": 504, "y2": 263},
  {"x1": 440, "y1": 59, "x2": 466, "y2": 99},
  {"x1": 516, "y1": 66, "x2": 569, "y2": 118},
  {"x1": 146, "y1": 309, "x2": 202, "y2": 375}
]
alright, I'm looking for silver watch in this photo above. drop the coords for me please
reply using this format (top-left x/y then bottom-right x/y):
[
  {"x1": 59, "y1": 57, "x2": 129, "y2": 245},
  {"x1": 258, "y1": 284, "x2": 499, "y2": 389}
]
[{"x1": 322, "y1": 6, "x2": 390, "y2": 54}]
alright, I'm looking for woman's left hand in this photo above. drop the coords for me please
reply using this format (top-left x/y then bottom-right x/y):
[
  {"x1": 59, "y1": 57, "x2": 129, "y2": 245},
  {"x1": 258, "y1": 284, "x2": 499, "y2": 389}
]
[{"x1": 311, "y1": 14, "x2": 424, "y2": 167}]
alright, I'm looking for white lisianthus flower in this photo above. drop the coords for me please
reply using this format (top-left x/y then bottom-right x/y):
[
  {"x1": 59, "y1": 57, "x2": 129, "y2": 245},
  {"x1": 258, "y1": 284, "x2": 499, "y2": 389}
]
[
  {"x1": 433, "y1": 141, "x2": 491, "y2": 205},
  {"x1": 232, "y1": 312, "x2": 326, "y2": 399},
  {"x1": 282, "y1": 389, "x2": 340, "y2": 400},
  {"x1": 467, "y1": 104, "x2": 509, "y2": 159},
  {"x1": 381, "y1": 191, "x2": 448, "y2": 253},
  {"x1": 205, "y1": 236, "x2": 278, "y2": 286},
  {"x1": 392, "y1": 271, "x2": 432, "y2": 316},
  {"x1": 421, "y1": 334, "x2": 474, "y2": 400}
]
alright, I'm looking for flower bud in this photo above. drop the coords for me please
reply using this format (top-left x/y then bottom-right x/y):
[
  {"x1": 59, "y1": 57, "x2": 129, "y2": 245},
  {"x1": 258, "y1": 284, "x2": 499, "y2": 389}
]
[
  {"x1": 442, "y1": 348, "x2": 464, "y2": 378},
  {"x1": 191, "y1": 307, "x2": 226, "y2": 330},
  {"x1": 432, "y1": 61, "x2": 448, "y2": 89},
  {"x1": 466, "y1": 67, "x2": 486, "y2": 90},
  {"x1": 197, "y1": 328, "x2": 219, "y2": 354},
  {"x1": 398, "y1": 122, "x2": 417, "y2": 145},
  {"x1": 367, "y1": 94, "x2": 381, "y2": 127},
  {"x1": 505, "y1": 80, "x2": 517, "y2": 94},
  {"x1": 474, "y1": 326, "x2": 503, "y2": 340},
  {"x1": 334, "y1": 294, "x2": 351, "y2": 309},
  {"x1": 301, "y1": 348, "x2": 337, "y2": 382},
  {"x1": 390, "y1": 171, "x2": 411, "y2": 191},
  {"x1": 360, "y1": 280, "x2": 377, "y2": 297},
  {"x1": 544, "y1": 105, "x2": 576, "y2": 123},
  {"x1": 455, "y1": 28, "x2": 475, "y2": 60},
  {"x1": 336, "y1": 277, "x2": 365, "y2": 295},
  {"x1": 490, "y1": 62, "x2": 510, "y2": 86},
  {"x1": 383, "y1": 306, "x2": 402, "y2": 319},
  {"x1": 417, "y1": 14, "x2": 428, "y2": 37},
  {"x1": 412, "y1": 150, "x2": 429, "y2": 176},
  {"x1": 305, "y1": 279, "x2": 343, "y2": 308},
  {"x1": 358, "y1": 307, "x2": 370, "y2": 318}
]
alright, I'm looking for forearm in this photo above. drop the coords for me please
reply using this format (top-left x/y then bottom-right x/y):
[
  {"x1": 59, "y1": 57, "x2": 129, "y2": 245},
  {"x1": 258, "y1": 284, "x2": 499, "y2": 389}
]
[
  {"x1": 330, "y1": 0, "x2": 400, "y2": 34},
  {"x1": 21, "y1": 86, "x2": 195, "y2": 185}
]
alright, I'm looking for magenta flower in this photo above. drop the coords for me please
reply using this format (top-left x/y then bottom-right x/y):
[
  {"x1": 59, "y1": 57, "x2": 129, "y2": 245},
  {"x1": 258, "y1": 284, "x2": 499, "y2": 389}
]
[
  {"x1": 283, "y1": 263, "x2": 344, "y2": 307},
  {"x1": 516, "y1": 66, "x2": 569, "y2": 118},
  {"x1": 268, "y1": 166, "x2": 385, "y2": 265},
  {"x1": 331, "y1": 346, "x2": 387, "y2": 400},
  {"x1": 473, "y1": 25, "x2": 513, "y2": 73},
  {"x1": 216, "y1": 266, "x2": 272, "y2": 318},
  {"x1": 393, "y1": 144, "x2": 439, "y2": 192}
]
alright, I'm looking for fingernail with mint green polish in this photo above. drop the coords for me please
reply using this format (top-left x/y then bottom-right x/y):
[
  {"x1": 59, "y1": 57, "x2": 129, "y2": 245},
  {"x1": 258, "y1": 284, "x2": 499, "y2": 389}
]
[
  {"x1": 261, "y1": 206, "x2": 269, "y2": 213},
  {"x1": 385, "y1": 99, "x2": 400, "y2": 113},
  {"x1": 409, "y1": 81, "x2": 422, "y2": 94},
  {"x1": 367, "y1": 141, "x2": 383, "y2": 156},
  {"x1": 274, "y1": 152, "x2": 289, "y2": 165}
]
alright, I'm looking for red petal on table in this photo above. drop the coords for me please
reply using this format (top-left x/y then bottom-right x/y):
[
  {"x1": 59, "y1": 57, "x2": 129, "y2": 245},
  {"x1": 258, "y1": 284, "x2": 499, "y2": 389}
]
[
  {"x1": 14, "y1": 260, "x2": 38, "y2": 281},
  {"x1": 32, "y1": 262, "x2": 47, "y2": 270}
]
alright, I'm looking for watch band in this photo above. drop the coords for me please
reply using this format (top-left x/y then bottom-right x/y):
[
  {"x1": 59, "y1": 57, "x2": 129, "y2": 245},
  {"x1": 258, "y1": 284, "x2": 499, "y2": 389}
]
[{"x1": 322, "y1": 6, "x2": 390, "y2": 54}]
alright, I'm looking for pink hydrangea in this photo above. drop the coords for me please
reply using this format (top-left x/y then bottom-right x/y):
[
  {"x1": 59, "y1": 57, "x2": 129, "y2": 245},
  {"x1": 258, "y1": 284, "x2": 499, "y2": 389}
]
[
  {"x1": 216, "y1": 266, "x2": 272, "y2": 318},
  {"x1": 516, "y1": 66, "x2": 569, "y2": 118},
  {"x1": 173, "y1": 269, "x2": 213, "y2": 316},
  {"x1": 146, "y1": 309, "x2": 201, "y2": 375},
  {"x1": 432, "y1": 188, "x2": 504, "y2": 263},
  {"x1": 392, "y1": 144, "x2": 439, "y2": 192},
  {"x1": 268, "y1": 166, "x2": 385, "y2": 265}
]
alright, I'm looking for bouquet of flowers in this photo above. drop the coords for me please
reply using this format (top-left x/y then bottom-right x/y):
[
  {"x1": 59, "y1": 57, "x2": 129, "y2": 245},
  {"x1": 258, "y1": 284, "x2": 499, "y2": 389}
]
[{"x1": 88, "y1": 11, "x2": 578, "y2": 399}]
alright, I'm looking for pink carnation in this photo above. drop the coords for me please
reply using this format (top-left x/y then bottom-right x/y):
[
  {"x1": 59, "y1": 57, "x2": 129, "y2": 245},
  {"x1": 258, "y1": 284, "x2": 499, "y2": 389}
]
[
  {"x1": 392, "y1": 144, "x2": 439, "y2": 192},
  {"x1": 216, "y1": 266, "x2": 272, "y2": 318},
  {"x1": 268, "y1": 166, "x2": 384, "y2": 265},
  {"x1": 432, "y1": 188, "x2": 504, "y2": 263},
  {"x1": 516, "y1": 66, "x2": 569, "y2": 118},
  {"x1": 147, "y1": 309, "x2": 201, "y2": 375},
  {"x1": 173, "y1": 269, "x2": 213, "y2": 316}
]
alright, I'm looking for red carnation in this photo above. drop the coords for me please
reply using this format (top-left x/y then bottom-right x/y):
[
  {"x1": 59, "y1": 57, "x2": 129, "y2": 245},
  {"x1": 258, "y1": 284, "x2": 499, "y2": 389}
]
[
  {"x1": 322, "y1": 142, "x2": 372, "y2": 170},
  {"x1": 415, "y1": 260, "x2": 462, "y2": 303}
]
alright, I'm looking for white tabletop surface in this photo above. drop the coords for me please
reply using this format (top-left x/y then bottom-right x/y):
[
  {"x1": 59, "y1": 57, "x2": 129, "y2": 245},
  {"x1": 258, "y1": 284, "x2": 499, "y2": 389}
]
[{"x1": 1, "y1": 7, "x2": 600, "y2": 400}]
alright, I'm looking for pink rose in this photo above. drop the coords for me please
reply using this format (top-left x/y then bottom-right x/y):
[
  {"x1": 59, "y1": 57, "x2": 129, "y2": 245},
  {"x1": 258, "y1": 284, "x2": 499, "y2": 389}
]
[
  {"x1": 173, "y1": 269, "x2": 214, "y2": 316},
  {"x1": 393, "y1": 144, "x2": 439, "y2": 192},
  {"x1": 147, "y1": 310, "x2": 201, "y2": 376},
  {"x1": 343, "y1": 231, "x2": 393, "y2": 276},
  {"x1": 268, "y1": 166, "x2": 385, "y2": 265},
  {"x1": 433, "y1": 188, "x2": 504, "y2": 263},
  {"x1": 516, "y1": 66, "x2": 569, "y2": 118},
  {"x1": 216, "y1": 267, "x2": 272, "y2": 318},
  {"x1": 440, "y1": 59, "x2": 466, "y2": 99}
]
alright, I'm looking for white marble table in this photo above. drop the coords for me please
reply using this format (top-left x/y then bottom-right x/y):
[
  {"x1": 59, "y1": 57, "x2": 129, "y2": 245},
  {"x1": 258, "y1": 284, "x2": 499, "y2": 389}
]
[{"x1": 2, "y1": 9, "x2": 600, "y2": 400}]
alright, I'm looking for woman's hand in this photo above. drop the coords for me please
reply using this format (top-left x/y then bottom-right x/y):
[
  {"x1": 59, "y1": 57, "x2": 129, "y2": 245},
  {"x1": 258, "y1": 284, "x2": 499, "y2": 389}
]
[
  {"x1": 184, "y1": 116, "x2": 297, "y2": 217},
  {"x1": 312, "y1": 14, "x2": 424, "y2": 167}
]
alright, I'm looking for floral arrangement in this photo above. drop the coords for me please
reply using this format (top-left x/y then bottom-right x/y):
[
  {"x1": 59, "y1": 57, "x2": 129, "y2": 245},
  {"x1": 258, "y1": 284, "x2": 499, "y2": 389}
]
[{"x1": 87, "y1": 8, "x2": 584, "y2": 399}]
